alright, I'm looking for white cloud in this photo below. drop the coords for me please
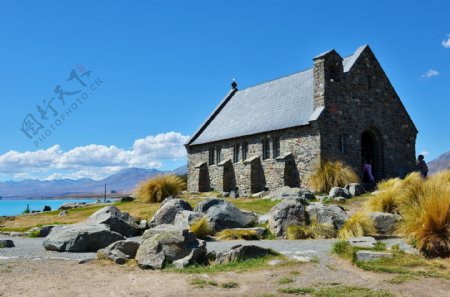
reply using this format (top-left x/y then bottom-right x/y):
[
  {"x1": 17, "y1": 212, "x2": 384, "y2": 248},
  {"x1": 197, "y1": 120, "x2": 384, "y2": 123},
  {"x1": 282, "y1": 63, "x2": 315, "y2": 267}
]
[
  {"x1": 0, "y1": 132, "x2": 189, "y2": 180},
  {"x1": 442, "y1": 34, "x2": 450, "y2": 48},
  {"x1": 419, "y1": 150, "x2": 429, "y2": 157},
  {"x1": 420, "y1": 69, "x2": 439, "y2": 79}
]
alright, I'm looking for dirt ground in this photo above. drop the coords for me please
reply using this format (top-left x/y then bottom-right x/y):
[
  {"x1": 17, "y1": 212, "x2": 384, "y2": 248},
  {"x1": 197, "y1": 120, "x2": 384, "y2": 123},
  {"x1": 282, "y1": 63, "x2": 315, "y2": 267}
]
[{"x1": 1, "y1": 257, "x2": 449, "y2": 297}]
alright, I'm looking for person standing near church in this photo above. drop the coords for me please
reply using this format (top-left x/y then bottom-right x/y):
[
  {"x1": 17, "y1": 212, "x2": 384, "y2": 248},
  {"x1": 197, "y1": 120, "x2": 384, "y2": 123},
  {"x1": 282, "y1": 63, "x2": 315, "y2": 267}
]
[{"x1": 417, "y1": 155, "x2": 429, "y2": 178}]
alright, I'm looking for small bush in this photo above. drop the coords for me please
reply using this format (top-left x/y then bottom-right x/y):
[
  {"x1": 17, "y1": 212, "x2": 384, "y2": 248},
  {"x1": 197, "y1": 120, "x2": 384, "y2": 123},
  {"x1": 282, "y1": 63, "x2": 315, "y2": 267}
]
[
  {"x1": 338, "y1": 212, "x2": 375, "y2": 239},
  {"x1": 189, "y1": 217, "x2": 214, "y2": 239},
  {"x1": 287, "y1": 222, "x2": 336, "y2": 240},
  {"x1": 135, "y1": 175, "x2": 185, "y2": 203},
  {"x1": 398, "y1": 176, "x2": 450, "y2": 258},
  {"x1": 309, "y1": 160, "x2": 359, "y2": 193}
]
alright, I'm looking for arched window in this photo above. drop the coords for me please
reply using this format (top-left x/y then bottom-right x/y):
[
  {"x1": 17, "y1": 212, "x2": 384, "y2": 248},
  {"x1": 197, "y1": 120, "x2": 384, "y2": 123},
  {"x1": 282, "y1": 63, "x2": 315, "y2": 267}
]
[
  {"x1": 209, "y1": 148, "x2": 215, "y2": 165},
  {"x1": 242, "y1": 142, "x2": 248, "y2": 161},
  {"x1": 273, "y1": 137, "x2": 280, "y2": 158},
  {"x1": 262, "y1": 138, "x2": 270, "y2": 160},
  {"x1": 233, "y1": 144, "x2": 240, "y2": 163}
]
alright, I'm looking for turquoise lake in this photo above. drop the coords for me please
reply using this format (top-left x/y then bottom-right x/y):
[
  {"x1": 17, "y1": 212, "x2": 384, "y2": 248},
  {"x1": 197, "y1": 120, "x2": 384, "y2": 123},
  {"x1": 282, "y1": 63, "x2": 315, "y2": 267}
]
[{"x1": 0, "y1": 199, "x2": 97, "y2": 216}]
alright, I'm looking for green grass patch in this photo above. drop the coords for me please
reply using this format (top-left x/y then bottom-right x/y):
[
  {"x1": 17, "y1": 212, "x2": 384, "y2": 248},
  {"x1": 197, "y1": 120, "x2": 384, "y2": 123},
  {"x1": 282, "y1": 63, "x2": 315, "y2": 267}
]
[
  {"x1": 279, "y1": 286, "x2": 393, "y2": 296},
  {"x1": 190, "y1": 278, "x2": 218, "y2": 288},
  {"x1": 386, "y1": 274, "x2": 418, "y2": 284},
  {"x1": 278, "y1": 287, "x2": 315, "y2": 295},
  {"x1": 221, "y1": 281, "x2": 239, "y2": 288},
  {"x1": 278, "y1": 277, "x2": 294, "y2": 284},
  {"x1": 165, "y1": 255, "x2": 292, "y2": 274},
  {"x1": 225, "y1": 198, "x2": 278, "y2": 214},
  {"x1": 332, "y1": 240, "x2": 450, "y2": 280}
]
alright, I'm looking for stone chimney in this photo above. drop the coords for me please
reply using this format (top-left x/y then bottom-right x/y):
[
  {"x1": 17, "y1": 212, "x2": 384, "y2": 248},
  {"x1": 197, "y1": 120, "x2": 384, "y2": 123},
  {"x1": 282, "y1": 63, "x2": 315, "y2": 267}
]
[{"x1": 312, "y1": 49, "x2": 343, "y2": 109}]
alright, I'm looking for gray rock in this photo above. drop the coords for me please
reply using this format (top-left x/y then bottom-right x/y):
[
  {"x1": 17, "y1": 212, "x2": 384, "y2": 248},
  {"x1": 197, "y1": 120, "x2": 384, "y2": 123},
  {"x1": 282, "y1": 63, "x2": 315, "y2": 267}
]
[
  {"x1": 368, "y1": 212, "x2": 396, "y2": 235},
  {"x1": 173, "y1": 210, "x2": 203, "y2": 229},
  {"x1": 345, "y1": 183, "x2": 365, "y2": 197},
  {"x1": 347, "y1": 236, "x2": 377, "y2": 248},
  {"x1": 59, "y1": 210, "x2": 67, "y2": 217},
  {"x1": 204, "y1": 200, "x2": 257, "y2": 231},
  {"x1": 355, "y1": 250, "x2": 393, "y2": 261},
  {"x1": 258, "y1": 214, "x2": 269, "y2": 224},
  {"x1": 194, "y1": 198, "x2": 224, "y2": 213},
  {"x1": 329, "y1": 187, "x2": 351, "y2": 199},
  {"x1": 138, "y1": 220, "x2": 148, "y2": 230},
  {"x1": 39, "y1": 225, "x2": 56, "y2": 237},
  {"x1": 268, "y1": 198, "x2": 309, "y2": 237},
  {"x1": 270, "y1": 186, "x2": 315, "y2": 200},
  {"x1": 222, "y1": 192, "x2": 230, "y2": 197},
  {"x1": 150, "y1": 198, "x2": 192, "y2": 226},
  {"x1": 0, "y1": 239, "x2": 15, "y2": 248},
  {"x1": 135, "y1": 224, "x2": 206, "y2": 269},
  {"x1": 43, "y1": 223, "x2": 125, "y2": 252},
  {"x1": 215, "y1": 244, "x2": 276, "y2": 264},
  {"x1": 229, "y1": 190, "x2": 239, "y2": 199},
  {"x1": 251, "y1": 191, "x2": 266, "y2": 198},
  {"x1": 87, "y1": 206, "x2": 140, "y2": 237},
  {"x1": 306, "y1": 202, "x2": 348, "y2": 230},
  {"x1": 97, "y1": 240, "x2": 140, "y2": 264}
]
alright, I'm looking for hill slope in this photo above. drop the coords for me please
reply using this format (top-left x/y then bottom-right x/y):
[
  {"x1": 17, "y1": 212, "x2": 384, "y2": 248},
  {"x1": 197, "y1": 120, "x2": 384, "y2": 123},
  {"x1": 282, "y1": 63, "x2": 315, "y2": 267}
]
[{"x1": 428, "y1": 151, "x2": 450, "y2": 174}]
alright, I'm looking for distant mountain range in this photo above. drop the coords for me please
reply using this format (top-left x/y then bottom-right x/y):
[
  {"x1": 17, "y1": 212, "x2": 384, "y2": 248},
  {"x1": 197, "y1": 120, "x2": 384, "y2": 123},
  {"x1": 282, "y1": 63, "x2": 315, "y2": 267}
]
[
  {"x1": 0, "y1": 165, "x2": 187, "y2": 199},
  {"x1": 428, "y1": 151, "x2": 450, "y2": 174}
]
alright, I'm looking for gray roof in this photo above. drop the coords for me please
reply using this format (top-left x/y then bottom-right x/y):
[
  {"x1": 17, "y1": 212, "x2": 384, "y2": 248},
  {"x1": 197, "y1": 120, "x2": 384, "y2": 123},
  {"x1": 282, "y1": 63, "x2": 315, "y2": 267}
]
[{"x1": 187, "y1": 45, "x2": 367, "y2": 146}]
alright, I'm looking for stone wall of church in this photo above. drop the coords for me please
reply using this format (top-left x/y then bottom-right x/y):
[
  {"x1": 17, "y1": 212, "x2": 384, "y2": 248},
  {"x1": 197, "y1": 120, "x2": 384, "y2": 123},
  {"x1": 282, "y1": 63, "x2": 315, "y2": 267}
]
[
  {"x1": 186, "y1": 124, "x2": 321, "y2": 195},
  {"x1": 314, "y1": 47, "x2": 417, "y2": 180}
]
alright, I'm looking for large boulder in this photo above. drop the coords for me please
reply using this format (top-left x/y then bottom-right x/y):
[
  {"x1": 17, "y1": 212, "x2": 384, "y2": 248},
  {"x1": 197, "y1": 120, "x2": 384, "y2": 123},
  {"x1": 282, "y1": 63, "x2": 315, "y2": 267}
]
[
  {"x1": 270, "y1": 186, "x2": 315, "y2": 200},
  {"x1": 97, "y1": 240, "x2": 140, "y2": 264},
  {"x1": 347, "y1": 236, "x2": 377, "y2": 248},
  {"x1": 268, "y1": 198, "x2": 309, "y2": 237},
  {"x1": 306, "y1": 202, "x2": 348, "y2": 230},
  {"x1": 368, "y1": 212, "x2": 396, "y2": 235},
  {"x1": 345, "y1": 183, "x2": 365, "y2": 197},
  {"x1": 58, "y1": 202, "x2": 87, "y2": 210},
  {"x1": 150, "y1": 198, "x2": 192, "y2": 226},
  {"x1": 135, "y1": 224, "x2": 206, "y2": 269},
  {"x1": 173, "y1": 210, "x2": 203, "y2": 229},
  {"x1": 87, "y1": 206, "x2": 140, "y2": 237},
  {"x1": 193, "y1": 198, "x2": 224, "y2": 213},
  {"x1": 215, "y1": 244, "x2": 277, "y2": 264},
  {"x1": 43, "y1": 223, "x2": 125, "y2": 252},
  {"x1": 355, "y1": 250, "x2": 393, "y2": 262},
  {"x1": 198, "y1": 199, "x2": 257, "y2": 231},
  {"x1": 329, "y1": 187, "x2": 351, "y2": 199}
]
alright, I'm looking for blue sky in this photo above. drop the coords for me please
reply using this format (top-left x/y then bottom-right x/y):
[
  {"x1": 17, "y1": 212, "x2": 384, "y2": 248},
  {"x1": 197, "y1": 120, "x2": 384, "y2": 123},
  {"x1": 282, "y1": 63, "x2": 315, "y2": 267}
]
[{"x1": 0, "y1": 0, "x2": 449, "y2": 180}]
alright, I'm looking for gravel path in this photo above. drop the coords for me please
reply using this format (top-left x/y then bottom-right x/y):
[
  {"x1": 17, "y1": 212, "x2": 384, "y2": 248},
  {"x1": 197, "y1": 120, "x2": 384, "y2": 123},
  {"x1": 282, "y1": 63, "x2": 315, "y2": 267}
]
[{"x1": 0, "y1": 234, "x2": 336, "y2": 264}]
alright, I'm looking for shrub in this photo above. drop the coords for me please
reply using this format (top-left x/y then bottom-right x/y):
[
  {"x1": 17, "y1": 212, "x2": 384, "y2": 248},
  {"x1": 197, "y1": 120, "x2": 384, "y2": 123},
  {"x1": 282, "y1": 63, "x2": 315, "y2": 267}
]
[
  {"x1": 309, "y1": 160, "x2": 359, "y2": 193},
  {"x1": 398, "y1": 175, "x2": 450, "y2": 257},
  {"x1": 367, "y1": 172, "x2": 423, "y2": 214},
  {"x1": 135, "y1": 175, "x2": 185, "y2": 203},
  {"x1": 338, "y1": 212, "x2": 375, "y2": 239},
  {"x1": 287, "y1": 222, "x2": 336, "y2": 240},
  {"x1": 189, "y1": 217, "x2": 214, "y2": 239}
]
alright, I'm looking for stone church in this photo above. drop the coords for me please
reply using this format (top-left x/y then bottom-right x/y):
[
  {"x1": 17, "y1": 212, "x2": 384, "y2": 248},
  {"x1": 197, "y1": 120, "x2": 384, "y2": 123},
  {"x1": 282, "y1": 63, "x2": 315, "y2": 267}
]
[{"x1": 185, "y1": 45, "x2": 417, "y2": 195}]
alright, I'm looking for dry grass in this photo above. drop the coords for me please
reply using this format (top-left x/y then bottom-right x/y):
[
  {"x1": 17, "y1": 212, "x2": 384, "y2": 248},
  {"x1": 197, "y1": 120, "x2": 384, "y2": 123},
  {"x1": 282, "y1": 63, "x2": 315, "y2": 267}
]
[
  {"x1": 216, "y1": 229, "x2": 262, "y2": 240},
  {"x1": 365, "y1": 169, "x2": 450, "y2": 258},
  {"x1": 287, "y1": 221, "x2": 336, "y2": 240},
  {"x1": 338, "y1": 212, "x2": 375, "y2": 239},
  {"x1": 0, "y1": 200, "x2": 160, "y2": 232},
  {"x1": 135, "y1": 175, "x2": 185, "y2": 203},
  {"x1": 189, "y1": 216, "x2": 214, "y2": 239},
  {"x1": 398, "y1": 172, "x2": 450, "y2": 257},
  {"x1": 309, "y1": 160, "x2": 359, "y2": 193}
]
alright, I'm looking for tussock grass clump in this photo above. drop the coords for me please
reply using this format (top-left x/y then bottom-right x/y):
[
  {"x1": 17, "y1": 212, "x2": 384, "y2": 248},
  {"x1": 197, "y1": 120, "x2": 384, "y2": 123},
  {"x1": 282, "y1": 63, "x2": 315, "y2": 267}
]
[
  {"x1": 338, "y1": 212, "x2": 375, "y2": 239},
  {"x1": 135, "y1": 175, "x2": 185, "y2": 203},
  {"x1": 368, "y1": 172, "x2": 423, "y2": 213},
  {"x1": 398, "y1": 178, "x2": 450, "y2": 258},
  {"x1": 365, "y1": 169, "x2": 450, "y2": 258},
  {"x1": 216, "y1": 229, "x2": 262, "y2": 240},
  {"x1": 309, "y1": 160, "x2": 359, "y2": 193},
  {"x1": 287, "y1": 222, "x2": 336, "y2": 240},
  {"x1": 189, "y1": 217, "x2": 214, "y2": 239}
]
